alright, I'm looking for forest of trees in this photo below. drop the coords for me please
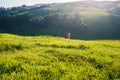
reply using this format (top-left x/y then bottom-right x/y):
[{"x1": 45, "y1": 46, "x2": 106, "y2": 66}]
[{"x1": 0, "y1": 1, "x2": 120, "y2": 39}]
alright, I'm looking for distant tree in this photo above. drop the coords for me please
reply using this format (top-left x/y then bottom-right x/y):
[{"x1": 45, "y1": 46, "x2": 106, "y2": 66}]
[
  {"x1": 22, "y1": 4, "x2": 26, "y2": 7},
  {"x1": 0, "y1": 7, "x2": 5, "y2": 11}
]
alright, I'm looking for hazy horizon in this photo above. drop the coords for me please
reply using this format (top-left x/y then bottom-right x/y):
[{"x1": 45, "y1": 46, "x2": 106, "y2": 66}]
[{"x1": 0, "y1": 0, "x2": 119, "y2": 8}]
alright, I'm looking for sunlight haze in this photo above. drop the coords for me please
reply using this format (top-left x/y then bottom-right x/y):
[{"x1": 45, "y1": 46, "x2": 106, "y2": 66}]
[{"x1": 0, "y1": 0, "x2": 119, "y2": 8}]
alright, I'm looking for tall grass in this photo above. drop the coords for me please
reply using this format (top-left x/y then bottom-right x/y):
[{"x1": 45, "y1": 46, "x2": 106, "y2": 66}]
[{"x1": 0, "y1": 34, "x2": 120, "y2": 80}]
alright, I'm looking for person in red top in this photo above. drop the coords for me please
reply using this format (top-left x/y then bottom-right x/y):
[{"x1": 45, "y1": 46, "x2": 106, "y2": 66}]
[
  {"x1": 67, "y1": 33, "x2": 71, "y2": 39},
  {"x1": 64, "y1": 32, "x2": 71, "y2": 39}
]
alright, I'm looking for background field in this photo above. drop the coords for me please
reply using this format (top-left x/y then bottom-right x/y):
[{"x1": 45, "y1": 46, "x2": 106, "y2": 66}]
[{"x1": 0, "y1": 34, "x2": 120, "y2": 80}]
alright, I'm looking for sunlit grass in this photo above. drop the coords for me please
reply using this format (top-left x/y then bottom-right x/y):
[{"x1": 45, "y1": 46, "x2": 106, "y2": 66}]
[
  {"x1": 0, "y1": 33, "x2": 120, "y2": 80},
  {"x1": 79, "y1": 8, "x2": 110, "y2": 18}
]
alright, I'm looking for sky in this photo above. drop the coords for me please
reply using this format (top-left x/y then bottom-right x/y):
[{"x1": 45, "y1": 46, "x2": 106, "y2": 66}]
[{"x1": 0, "y1": 0, "x2": 118, "y2": 8}]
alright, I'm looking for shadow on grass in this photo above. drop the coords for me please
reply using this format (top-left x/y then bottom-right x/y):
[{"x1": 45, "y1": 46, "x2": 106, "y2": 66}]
[
  {"x1": 45, "y1": 49, "x2": 112, "y2": 70},
  {"x1": 0, "y1": 43, "x2": 29, "y2": 52},
  {"x1": 35, "y1": 43, "x2": 90, "y2": 50},
  {"x1": 0, "y1": 63, "x2": 23, "y2": 75}
]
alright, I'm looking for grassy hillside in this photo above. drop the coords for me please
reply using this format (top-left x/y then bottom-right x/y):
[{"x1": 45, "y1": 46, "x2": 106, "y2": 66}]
[
  {"x1": 0, "y1": 1, "x2": 120, "y2": 39},
  {"x1": 0, "y1": 33, "x2": 120, "y2": 80}
]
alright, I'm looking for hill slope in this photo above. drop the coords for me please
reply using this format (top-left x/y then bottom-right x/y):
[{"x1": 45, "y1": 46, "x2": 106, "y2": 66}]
[
  {"x1": 0, "y1": 1, "x2": 120, "y2": 39},
  {"x1": 0, "y1": 34, "x2": 120, "y2": 80}
]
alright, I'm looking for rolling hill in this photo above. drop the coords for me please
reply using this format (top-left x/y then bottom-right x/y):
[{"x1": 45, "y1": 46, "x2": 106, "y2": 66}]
[
  {"x1": 1, "y1": 1, "x2": 120, "y2": 80},
  {"x1": 0, "y1": 1, "x2": 120, "y2": 39}
]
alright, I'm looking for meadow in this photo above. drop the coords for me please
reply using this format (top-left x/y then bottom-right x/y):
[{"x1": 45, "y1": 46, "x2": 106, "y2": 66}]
[{"x1": 0, "y1": 33, "x2": 120, "y2": 80}]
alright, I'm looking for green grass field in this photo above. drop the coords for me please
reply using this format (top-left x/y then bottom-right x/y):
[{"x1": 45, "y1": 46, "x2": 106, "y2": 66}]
[{"x1": 0, "y1": 33, "x2": 120, "y2": 80}]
